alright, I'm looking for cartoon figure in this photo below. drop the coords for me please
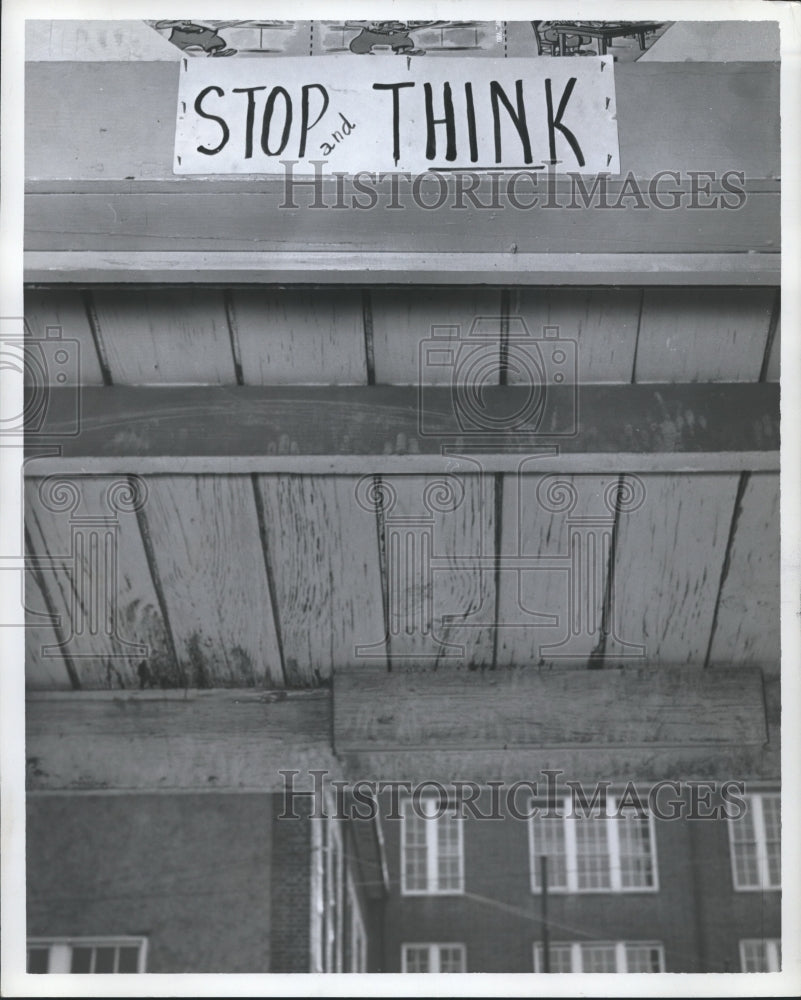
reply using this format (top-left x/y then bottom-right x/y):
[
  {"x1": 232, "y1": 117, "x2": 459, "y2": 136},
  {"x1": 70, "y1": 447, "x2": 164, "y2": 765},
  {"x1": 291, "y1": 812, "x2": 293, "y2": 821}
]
[
  {"x1": 154, "y1": 20, "x2": 237, "y2": 57},
  {"x1": 346, "y1": 21, "x2": 431, "y2": 55}
]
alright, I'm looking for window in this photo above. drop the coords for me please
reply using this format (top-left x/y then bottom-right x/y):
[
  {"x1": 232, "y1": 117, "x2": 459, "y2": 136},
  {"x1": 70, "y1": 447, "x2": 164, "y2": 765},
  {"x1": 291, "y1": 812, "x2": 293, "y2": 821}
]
[
  {"x1": 347, "y1": 873, "x2": 367, "y2": 973},
  {"x1": 529, "y1": 794, "x2": 657, "y2": 893},
  {"x1": 27, "y1": 938, "x2": 147, "y2": 973},
  {"x1": 533, "y1": 941, "x2": 664, "y2": 973},
  {"x1": 402, "y1": 943, "x2": 466, "y2": 973},
  {"x1": 401, "y1": 797, "x2": 464, "y2": 895},
  {"x1": 729, "y1": 792, "x2": 780, "y2": 890},
  {"x1": 740, "y1": 938, "x2": 781, "y2": 972},
  {"x1": 310, "y1": 812, "x2": 345, "y2": 972}
]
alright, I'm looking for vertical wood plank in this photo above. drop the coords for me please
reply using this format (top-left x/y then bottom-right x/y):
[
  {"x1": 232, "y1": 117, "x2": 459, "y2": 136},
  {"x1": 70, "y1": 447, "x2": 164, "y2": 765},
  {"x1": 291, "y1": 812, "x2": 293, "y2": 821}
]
[
  {"x1": 233, "y1": 289, "x2": 367, "y2": 384},
  {"x1": 510, "y1": 288, "x2": 641, "y2": 384},
  {"x1": 255, "y1": 475, "x2": 386, "y2": 685},
  {"x1": 24, "y1": 568, "x2": 73, "y2": 690},
  {"x1": 24, "y1": 288, "x2": 104, "y2": 385},
  {"x1": 140, "y1": 475, "x2": 284, "y2": 686},
  {"x1": 765, "y1": 315, "x2": 780, "y2": 381},
  {"x1": 635, "y1": 288, "x2": 774, "y2": 382},
  {"x1": 611, "y1": 474, "x2": 739, "y2": 665},
  {"x1": 707, "y1": 473, "x2": 779, "y2": 667},
  {"x1": 371, "y1": 289, "x2": 502, "y2": 383},
  {"x1": 495, "y1": 471, "x2": 621, "y2": 667},
  {"x1": 376, "y1": 472, "x2": 496, "y2": 669},
  {"x1": 24, "y1": 476, "x2": 176, "y2": 688},
  {"x1": 90, "y1": 289, "x2": 237, "y2": 384}
]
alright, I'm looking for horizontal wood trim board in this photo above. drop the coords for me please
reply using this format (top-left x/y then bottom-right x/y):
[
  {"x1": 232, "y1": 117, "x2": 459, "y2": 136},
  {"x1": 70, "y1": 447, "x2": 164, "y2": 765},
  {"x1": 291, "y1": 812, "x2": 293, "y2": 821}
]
[
  {"x1": 23, "y1": 251, "x2": 781, "y2": 285},
  {"x1": 24, "y1": 191, "x2": 779, "y2": 254},
  {"x1": 26, "y1": 689, "x2": 338, "y2": 792},
  {"x1": 25, "y1": 62, "x2": 779, "y2": 182},
  {"x1": 25, "y1": 384, "x2": 779, "y2": 471},
  {"x1": 334, "y1": 665, "x2": 767, "y2": 750}
]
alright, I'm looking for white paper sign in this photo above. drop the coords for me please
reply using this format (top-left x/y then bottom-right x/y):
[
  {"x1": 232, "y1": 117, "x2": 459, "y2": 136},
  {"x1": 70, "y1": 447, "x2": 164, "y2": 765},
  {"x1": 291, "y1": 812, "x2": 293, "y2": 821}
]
[{"x1": 174, "y1": 55, "x2": 619, "y2": 175}]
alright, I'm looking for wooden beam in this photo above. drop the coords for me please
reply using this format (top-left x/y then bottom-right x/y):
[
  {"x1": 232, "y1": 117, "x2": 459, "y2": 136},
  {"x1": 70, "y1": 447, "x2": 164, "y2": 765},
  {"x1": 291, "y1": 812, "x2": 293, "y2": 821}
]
[
  {"x1": 24, "y1": 383, "x2": 779, "y2": 475},
  {"x1": 333, "y1": 665, "x2": 767, "y2": 751},
  {"x1": 25, "y1": 62, "x2": 779, "y2": 182},
  {"x1": 26, "y1": 669, "x2": 778, "y2": 791},
  {"x1": 24, "y1": 251, "x2": 781, "y2": 286},
  {"x1": 24, "y1": 61, "x2": 779, "y2": 278},
  {"x1": 26, "y1": 689, "x2": 337, "y2": 792}
]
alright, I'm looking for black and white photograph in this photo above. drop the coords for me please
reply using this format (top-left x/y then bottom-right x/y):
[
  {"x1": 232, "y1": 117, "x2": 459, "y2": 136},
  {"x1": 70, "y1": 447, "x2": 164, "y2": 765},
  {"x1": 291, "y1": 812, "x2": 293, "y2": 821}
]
[{"x1": 0, "y1": 1, "x2": 798, "y2": 994}]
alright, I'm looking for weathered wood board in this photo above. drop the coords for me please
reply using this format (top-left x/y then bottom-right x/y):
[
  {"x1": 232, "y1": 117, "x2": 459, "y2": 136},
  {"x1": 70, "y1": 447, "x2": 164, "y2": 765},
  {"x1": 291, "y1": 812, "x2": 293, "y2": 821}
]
[
  {"x1": 635, "y1": 288, "x2": 774, "y2": 382},
  {"x1": 495, "y1": 472, "x2": 622, "y2": 666},
  {"x1": 24, "y1": 565, "x2": 74, "y2": 690},
  {"x1": 23, "y1": 288, "x2": 104, "y2": 385},
  {"x1": 254, "y1": 475, "x2": 386, "y2": 683},
  {"x1": 610, "y1": 474, "x2": 740, "y2": 665},
  {"x1": 334, "y1": 664, "x2": 767, "y2": 749},
  {"x1": 233, "y1": 289, "x2": 367, "y2": 384},
  {"x1": 370, "y1": 291, "x2": 502, "y2": 384},
  {"x1": 89, "y1": 288, "x2": 237, "y2": 384},
  {"x1": 26, "y1": 690, "x2": 338, "y2": 791},
  {"x1": 375, "y1": 473, "x2": 496, "y2": 669},
  {"x1": 27, "y1": 383, "x2": 780, "y2": 470},
  {"x1": 707, "y1": 473, "x2": 780, "y2": 667},
  {"x1": 24, "y1": 475, "x2": 175, "y2": 688},
  {"x1": 136, "y1": 475, "x2": 284, "y2": 686},
  {"x1": 510, "y1": 288, "x2": 640, "y2": 384}
]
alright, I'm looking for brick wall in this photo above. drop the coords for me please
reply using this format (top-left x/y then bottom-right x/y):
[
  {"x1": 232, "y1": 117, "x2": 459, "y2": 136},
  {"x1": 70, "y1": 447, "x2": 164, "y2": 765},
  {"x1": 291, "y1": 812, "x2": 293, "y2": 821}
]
[
  {"x1": 27, "y1": 793, "x2": 274, "y2": 973},
  {"x1": 379, "y1": 787, "x2": 780, "y2": 973}
]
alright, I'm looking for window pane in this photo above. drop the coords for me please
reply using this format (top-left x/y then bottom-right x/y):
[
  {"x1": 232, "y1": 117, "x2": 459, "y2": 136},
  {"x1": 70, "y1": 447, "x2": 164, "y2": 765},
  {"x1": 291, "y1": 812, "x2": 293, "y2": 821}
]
[
  {"x1": 574, "y1": 818, "x2": 611, "y2": 890},
  {"x1": 581, "y1": 943, "x2": 617, "y2": 972},
  {"x1": 117, "y1": 947, "x2": 140, "y2": 973},
  {"x1": 762, "y1": 796, "x2": 781, "y2": 887},
  {"x1": 27, "y1": 948, "x2": 50, "y2": 974},
  {"x1": 70, "y1": 947, "x2": 92, "y2": 973},
  {"x1": 93, "y1": 947, "x2": 116, "y2": 973},
  {"x1": 534, "y1": 943, "x2": 573, "y2": 973},
  {"x1": 403, "y1": 946, "x2": 429, "y2": 973},
  {"x1": 618, "y1": 816, "x2": 655, "y2": 888},
  {"x1": 741, "y1": 940, "x2": 767, "y2": 972},
  {"x1": 625, "y1": 944, "x2": 663, "y2": 972},
  {"x1": 436, "y1": 816, "x2": 463, "y2": 891},
  {"x1": 438, "y1": 946, "x2": 465, "y2": 973},
  {"x1": 403, "y1": 808, "x2": 429, "y2": 891},
  {"x1": 531, "y1": 816, "x2": 568, "y2": 889}
]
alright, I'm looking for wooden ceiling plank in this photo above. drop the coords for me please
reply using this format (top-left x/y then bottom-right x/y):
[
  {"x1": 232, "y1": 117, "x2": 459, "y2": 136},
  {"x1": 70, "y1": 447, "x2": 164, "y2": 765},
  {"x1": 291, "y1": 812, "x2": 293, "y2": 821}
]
[
  {"x1": 495, "y1": 473, "x2": 622, "y2": 667},
  {"x1": 138, "y1": 474, "x2": 285, "y2": 687},
  {"x1": 635, "y1": 288, "x2": 775, "y2": 382},
  {"x1": 375, "y1": 473, "x2": 496, "y2": 670},
  {"x1": 24, "y1": 476, "x2": 175, "y2": 688},
  {"x1": 24, "y1": 566, "x2": 75, "y2": 690},
  {"x1": 232, "y1": 288, "x2": 367, "y2": 384},
  {"x1": 89, "y1": 288, "x2": 238, "y2": 384},
  {"x1": 254, "y1": 475, "x2": 386, "y2": 684},
  {"x1": 610, "y1": 474, "x2": 740, "y2": 666},
  {"x1": 765, "y1": 313, "x2": 780, "y2": 382},
  {"x1": 509, "y1": 288, "x2": 641, "y2": 384},
  {"x1": 24, "y1": 288, "x2": 105, "y2": 385},
  {"x1": 706, "y1": 473, "x2": 779, "y2": 668},
  {"x1": 371, "y1": 289, "x2": 503, "y2": 384}
]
